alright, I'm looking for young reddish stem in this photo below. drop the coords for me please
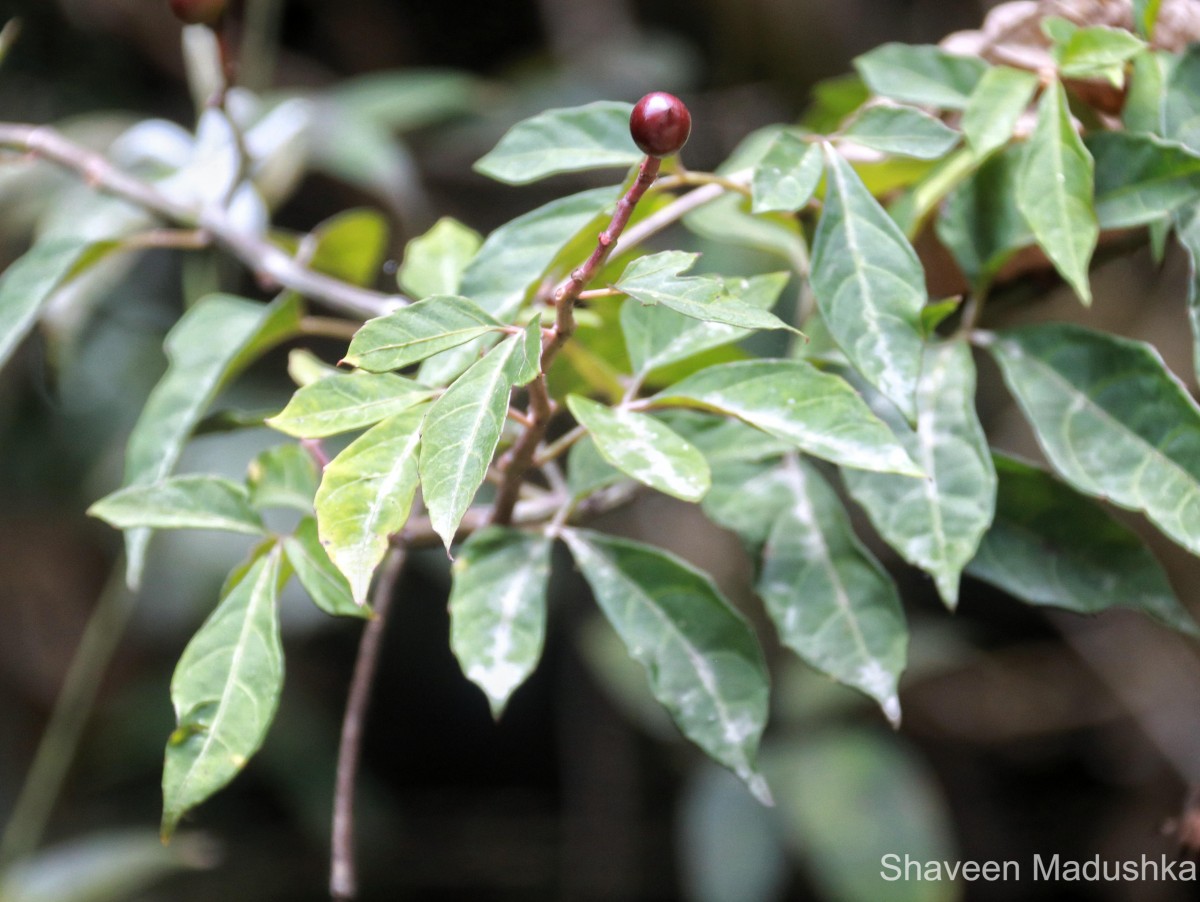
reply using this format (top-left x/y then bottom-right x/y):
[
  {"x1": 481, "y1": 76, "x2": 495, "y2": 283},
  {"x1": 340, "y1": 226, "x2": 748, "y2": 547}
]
[{"x1": 490, "y1": 154, "x2": 661, "y2": 527}]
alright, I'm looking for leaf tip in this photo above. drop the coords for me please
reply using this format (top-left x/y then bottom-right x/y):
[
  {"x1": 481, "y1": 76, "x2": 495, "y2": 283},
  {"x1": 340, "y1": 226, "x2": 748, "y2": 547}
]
[
  {"x1": 746, "y1": 772, "x2": 775, "y2": 807},
  {"x1": 882, "y1": 694, "x2": 902, "y2": 728}
]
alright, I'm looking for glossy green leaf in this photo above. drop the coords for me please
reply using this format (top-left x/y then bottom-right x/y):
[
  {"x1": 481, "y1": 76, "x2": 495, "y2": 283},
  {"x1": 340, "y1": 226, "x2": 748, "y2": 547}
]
[
  {"x1": 838, "y1": 105, "x2": 959, "y2": 159},
  {"x1": 267, "y1": 371, "x2": 432, "y2": 438},
  {"x1": 307, "y1": 208, "x2": 389, "y2": 287},
  {"x1": 988, "y1": 323, "x2": 1200, "y2": 557},
  {"x1": 458, "y1": 185, "x2": 616, "y2": 317},
  {"x1": 1015, "y1": 81, "x2": 1097, "y2": 304},
  {"x1": 1163, "y1": 44, "x2": 1200, "y2": 152},
  {"x1": 854, "y1": 43, "x2": 987, "y2": 110},
  {"x1": 842, "y1": 341, "x2": 996, "y2": 608},
  {"x1": 766, "y1": 730, "x2": 958, "y2": 902},
  {"x1": 1089, "y1": 131, "x2": 1200, "y2": 228},
  {"x1": 315, "y1": 408, "x2": 424, "y2": 603},
  {"x1": 935, "y1": 144, "x2": 1031, "y2": 294},
  {"x1": 650, "y1": 360, "x2": 921, "y2": 477},
  {"x1": 1053, "y1": 24, "x2": 1144, "y2": 83},
  {"x1": 398, "y1": 217, "x2": 482, "y2": 298},
  {"x1": 0, "y1": 237, "x2": 92, "y2": 371},
  {"x1": 622, "y1": 272, "x2": 788, "y2": 376},
  {"x1": 89, "y1": 475, "x2": 265, "y2": 536},
  {"x1": 751, "y1": 132, "x2": 823, "y2": 213},
  {"x1": 161, "y1": 546, "x2": 285, "y2": 839},
  {"x1": 474, "y1": 101, "x2": 640, "y2": 184},
  {"x1": 562, "y1": 529, "x2": 772, "y2": 804},
  {"x1": 448, "y1": 527, "x2": 552, "y2": 717},
  {"x1": 811, "y1": 147, "x2": 927, "y2": 421},
  {"x1": 760, "y1": 458, "x2": 906, "y2": 722},
  {"x1": 566, "y1": 395, "x2": 711, "y2": 502},
  {"x1": 343, "y1": 294, "x2": 503, "y2": 373},
  {"x1": 420, "y1": 328, "x2": 538, "y2": 550},
  {"x1": 246, "y1": 444, "x2": 318, "y2": 513},
  {"x1": 967, "y1": 455, "x2": 1198, "y2": 635},
  {"x1": 282, "y1": 517, "x2": 366, "y2": 619},
  {"x1": 961, "y1": 66, "x2": 1038, "y2": 158},
  {"x1": 615, "y1": 251, "x2": 795, "y2": 332},
  {"x1": 123, "y1": 294, "x2": 301, "y2": 586}
]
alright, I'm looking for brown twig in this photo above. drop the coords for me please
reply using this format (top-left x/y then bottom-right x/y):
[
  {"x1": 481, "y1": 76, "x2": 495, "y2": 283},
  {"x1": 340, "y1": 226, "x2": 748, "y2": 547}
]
[
  {"x1": 330, "y1": 545, "x2": 406, "y2": 901},
  {"x1": 0, "y1": 122, "x2": 406, "y2": 320}
]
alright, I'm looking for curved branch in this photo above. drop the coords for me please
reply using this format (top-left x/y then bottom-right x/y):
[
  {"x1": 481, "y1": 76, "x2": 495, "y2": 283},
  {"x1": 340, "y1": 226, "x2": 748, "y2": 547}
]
[{"x1": 0, "y1": 122, "x2": 407, "y2": 320}]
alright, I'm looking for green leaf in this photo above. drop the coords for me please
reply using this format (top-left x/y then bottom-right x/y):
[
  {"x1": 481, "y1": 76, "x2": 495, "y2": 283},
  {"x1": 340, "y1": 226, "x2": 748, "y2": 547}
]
[
  {"x1": 622, "y1": 272, "x2": 789, "y2": 376},
  {"x1": 703, "y1": 461, "x2": 792, "y2": 551},
  {"x1": 1124, "y1": 49, "x2": 1173, "y2": 136},
  {"x1": 838, "y1": 105, "x2": 959, "y2": 159},
  {"x1": 683, "y1": 193, "x2": 809, "y2": 267},
  {"x1": 267, "y1": 371, "x2": 432, "y2": 438},
  {"x1": 967, "y1": 455, "x2": 1198, "y2": 636},
  {"x1": 246, "y1": 444, "x2": 318, "y2": 513},
  {"x1": 751, "y1": 132, "x2": 823, "y2": 213},
  {"x1": 0, "y1": 237, "x2": 93, "y2": 371},
  {"x1": 759, "y1": 458, "x2": 906, "y2": 723},
  {"x1": 315, "y1": 408, "x2": 423, "y2": 604},
  {"x1": 615, "y1": 251, "x2": 796, "y2": 332},
  {"x1": 566, "y1": 395, "x2": 711, "y2": 502},
  {"x1": 960, "y1": 65, "x2": 1038, "y2": 158},
  {"x1": 89, "y1": 475, "x2": 266, "y2": 536},
  {"x1": 419, "y1": 329, "x2": 537, "y2": 550},
  {"x1": 162, "y1": 545, "x2": 285, "y2": 839},
  {"x1": 459, "y1": 185, "x2": 616, "y2": 317},
  {"x1": 935, "y1": 144, "x2": 1031, "y2": 295},
  {"x1": 566, "y1": 434, "x2": 628, "y2": 499},
  {"x1": 1176, "y1": 203, "x2": 1200, "y2": 384},
  {"x1": 562, "y1": 529, "x2": 772, "y2": 804},
  {"x1": 1163, "y1": 45, "x2": 1200, "y2": 152},
  {"x1": 987, "y1": 323, "x2": 1200, "y2": 557},
  {"x1": 287, "y1": 348, "x2": 339, "y2": 387},
  {"x1": 854, "y1": 43, "x2": 988, "y2": 110},
  {"x1": 668, "y1": 410, "x2": 794, "y2": 465},
  {"x1": 282, "y1": 517, "x2": 367, "y2": 619},
  {"x1": 343, "y1": 294, "x2": 503, "y2": 373},
  {"x1": 1053, "y1": 24, "x2": 1144, "y2": 83},
  {"x1": 448, "y1": 527, "x2": 553, "y2": 717},
  {"x1": 398, "y1": 217, "x2": 482, "y2": 298},
  {"x1": 811, "y1": 147, "x2": 927, "y2": 421},
  {"x1": 650, "y1": 360, "x2": 921, "y2": 476},
  {"x1": 1133, "y1": 0, "x2": 1164, "y2": 38},
  {"x1": 474, "y1": 101, "x2": 641, "y2": 184},
  {"x1": 842, "y1": 341, "x2": 996, "y2": 608},
  {"x1": 1090, "y1": 131, "x2": 1200, "y2": 228},
  {"x1": 307, "y1": 208, "x2": 389, "y2": 287},
  {"x1": 123, "y1": 294, "x2": 301, "y2": 586},
  {"x1": 1015, "y1": 81, "x2": 1097, "y2": 304}
]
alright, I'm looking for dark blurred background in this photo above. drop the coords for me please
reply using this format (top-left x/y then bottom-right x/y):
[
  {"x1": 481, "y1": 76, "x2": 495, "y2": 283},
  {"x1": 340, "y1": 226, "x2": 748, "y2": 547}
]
[{"x1": 3, "y1": 1, "x2": 1200, "y2": 900}]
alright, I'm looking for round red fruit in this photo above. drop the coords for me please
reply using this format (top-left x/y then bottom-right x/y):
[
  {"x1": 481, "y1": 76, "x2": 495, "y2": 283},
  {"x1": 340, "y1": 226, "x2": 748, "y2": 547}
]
[
  {"x1": 630, "y1": 92, "x2": 691, "y2": 158},
  {"x1": 169, "y1": 0, "x2": 227, "y2": 26}
]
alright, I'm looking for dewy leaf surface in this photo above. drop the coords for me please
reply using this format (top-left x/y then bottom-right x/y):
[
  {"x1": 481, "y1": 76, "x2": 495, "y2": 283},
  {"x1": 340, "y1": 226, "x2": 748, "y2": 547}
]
[
  {"x1": 89, "y1": 475, "x2": 266, "y2": 536},
  {"x1": 562, "y1": 529, "x2": 772, "y2": 804},
  {"x1": 1015, "y1": 81, "x2": 1097, "y2": 304},
  {"x1": 123, "y1": 294, "x2": 300, "y2": 586},
  {"x1": 811, "y1": 147, "x2": 926, "y2": 421},
  {"x1": 161, "y1": 546, "x2": 285, "y2": 839},
  {"x1": 315, "y1": 407, "x2": 424, "y2": 603},
  {"x1": 419, "y1": 327, "x2": 538, "y2": 550},
  {"x1": 988, "y1": 323, "x2": 1200, "y2": 557},
  {"x1": 758, "y1": 458, "x2": 906, "y2": 723},
  {"x1": 567, "y1": 395, "x2": 711, "y2": 502},
  {"x1": 449, "y1": 527, "x2": 553, "y2": 717},
  {"x1": 615, "y1": 251, "x2": 795, "y2": 332},
  {"x1": 343, "y1": 295, "x2": 503, "y2": 372},
  {"x1": 650, "y1": 360, "x2": 921, "y2": 477},
  {"x1": 267, "y1": 371, "x2": 432, "y2": 438},
  {"x1": 842, "y1": 341, "x2": 996, "y2": 608},
  {"x1": 967, "y1": 455, "x2": 1198, "y2": 635},
  {"x1": 0, "y1": 237, "x2": 93, "y2": 370},
  {"x1": 474, "y1": 101, "x2": 641, "y2": 184}
]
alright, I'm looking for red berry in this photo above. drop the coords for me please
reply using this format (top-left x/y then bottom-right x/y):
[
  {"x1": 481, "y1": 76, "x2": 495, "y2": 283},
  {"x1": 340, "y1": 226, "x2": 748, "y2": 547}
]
[
  {"x1": 169, "y1": 0, "x2": 227, "y2": 26},
  {"x1": 630, "y1": 92, "x2": 691, "y2": 158}
]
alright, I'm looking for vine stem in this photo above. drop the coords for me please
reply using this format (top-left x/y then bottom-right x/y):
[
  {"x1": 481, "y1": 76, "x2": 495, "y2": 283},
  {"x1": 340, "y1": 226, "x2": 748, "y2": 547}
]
[
  {"x1": 330, "y1": 545, "x2": 406, "y2": 902},
  {"x1": 0, "y1": 122, "x2": 406, "y2": 320}
]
